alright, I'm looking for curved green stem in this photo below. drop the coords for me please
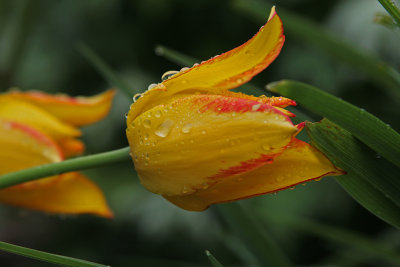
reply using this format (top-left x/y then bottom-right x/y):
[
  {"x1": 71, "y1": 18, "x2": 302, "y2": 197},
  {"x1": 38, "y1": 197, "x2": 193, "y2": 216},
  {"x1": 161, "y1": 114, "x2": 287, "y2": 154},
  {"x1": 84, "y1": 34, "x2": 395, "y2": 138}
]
[
  {"x1": 0, "y1": 147, "x2": 131, "y2": 189},
  {"x1": 378, "y1": 0, "x2": 400, "y2": 27}
]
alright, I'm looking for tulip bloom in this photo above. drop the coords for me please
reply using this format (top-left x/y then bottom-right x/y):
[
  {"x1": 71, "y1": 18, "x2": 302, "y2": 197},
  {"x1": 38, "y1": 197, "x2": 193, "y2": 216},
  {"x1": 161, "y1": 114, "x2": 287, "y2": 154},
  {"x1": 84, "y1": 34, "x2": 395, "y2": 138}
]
[
  {"x1": 126, "y1": 7, "x2": 344, "y2": 211},
  {"x1": 0, "y1": 89, "x2": 115, "y2": 217}
]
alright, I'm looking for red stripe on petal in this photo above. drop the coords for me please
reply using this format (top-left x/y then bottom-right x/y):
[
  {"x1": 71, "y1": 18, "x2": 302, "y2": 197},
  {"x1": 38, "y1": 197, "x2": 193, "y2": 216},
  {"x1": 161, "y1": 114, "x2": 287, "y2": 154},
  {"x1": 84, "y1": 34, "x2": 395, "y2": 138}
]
[{"x1": 208, "y1": 153, "x2": 278, "y2": 180}]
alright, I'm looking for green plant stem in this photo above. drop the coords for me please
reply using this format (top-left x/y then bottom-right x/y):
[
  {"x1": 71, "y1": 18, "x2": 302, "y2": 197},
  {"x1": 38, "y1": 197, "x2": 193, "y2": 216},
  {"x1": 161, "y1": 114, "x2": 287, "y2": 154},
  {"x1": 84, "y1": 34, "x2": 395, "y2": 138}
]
[
  {"x1": 0, "y1": 241, "x2": 109, "y2": 267},
  {"x1": 0, "y1": 147, "x2": 131, "y2": 189},
  {"x1": 205, "y1": 250, "x2": 224, "y2": 267},
  {"x1": 378, "y1": 0, "x2": 400, "y2": 26}
]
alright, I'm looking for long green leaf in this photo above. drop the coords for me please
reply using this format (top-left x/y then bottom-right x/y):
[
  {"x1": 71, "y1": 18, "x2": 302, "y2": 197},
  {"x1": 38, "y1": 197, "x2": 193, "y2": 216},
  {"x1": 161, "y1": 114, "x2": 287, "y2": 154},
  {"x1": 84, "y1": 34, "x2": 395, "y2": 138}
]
[
  {"x1": 307, "y1": 119, "x2": 400, "y2": 229},
  {"x1": 217, "y1": 203, "x2": 291, "y2": 267},
  {"x1": 205, "y1": 250, "x2": 224, "y2": 267},
  {"x1": 233, "y1": 0, "x2": 400, "y2": 103},
  {"x1": 267, "y1": 80, "x2": 400, "y2": 168},
  {"x1": 0, "y1": 241, "x2": 109, "y2": 267},
  {"x1": 264, "y1": 214, "x2": 400, "y2": 266},
  {"x1": 378, "y1": 0, "x2": 400, "y2": 27}
]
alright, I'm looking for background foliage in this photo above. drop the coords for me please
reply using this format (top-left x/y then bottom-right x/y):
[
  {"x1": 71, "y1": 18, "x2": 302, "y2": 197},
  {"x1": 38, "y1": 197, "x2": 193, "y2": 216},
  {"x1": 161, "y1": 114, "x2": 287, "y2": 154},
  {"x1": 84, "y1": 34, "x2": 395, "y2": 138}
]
[{"x1": 0, "y1": 0, "x2": 399, "y2": 266}]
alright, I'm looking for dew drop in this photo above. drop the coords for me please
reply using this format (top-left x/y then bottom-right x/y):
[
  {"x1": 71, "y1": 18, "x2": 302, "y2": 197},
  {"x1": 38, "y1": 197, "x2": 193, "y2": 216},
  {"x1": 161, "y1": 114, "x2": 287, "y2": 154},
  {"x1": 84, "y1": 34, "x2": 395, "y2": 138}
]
[
  {"x1": 180, "y1": 67, "x2": 189, "y2": 72},
  {"x1": 181, "y1": 123, "x2": 192, "y2": 133},
  {"x1": 161, "y1": 70, "x2": 179, "y2": 81},
  {"x1": 262, "y1": 144, "x2": 273, "y2": 151},
  {"x1": 143, "y1": 119, "x2": 151, "y2": 128},
  {"x1": 124, "y1": 112, "x2": 128, "y2": 118},
  {"x1": 154, "y1": 110, "x2": 162, "y2": 118},
  {"x1": 144, "y1": 133, "x2": 149, "y2": 140},
  {"x1": 252, "y1": 104, "x2": 261, "y2": 111},
  {"x1": 275, "y1": 176, "x2": 284, "y2": 182},
  {"x1": 236, "y1": 78, "x2": 243, "y2": 83},
  {"x1": 155, "y1": 119, "x2": 174, "y2": 138},
  {"x1": 133, "y1": 93, "x2": 142, "y2": 102},
  {"x1": 201, "y1": 129, "x2": 207, "y2": 135},
  {"x1": 147, "y1": 83, "x2": 158, "y2": 90}
]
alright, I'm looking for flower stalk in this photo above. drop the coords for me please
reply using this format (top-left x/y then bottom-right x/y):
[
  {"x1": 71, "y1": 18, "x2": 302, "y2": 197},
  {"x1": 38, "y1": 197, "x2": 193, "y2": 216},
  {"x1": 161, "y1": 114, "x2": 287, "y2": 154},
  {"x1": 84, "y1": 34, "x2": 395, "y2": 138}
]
[{"x1": 0, "y1": 147, "x2": 131, "y2": 189}]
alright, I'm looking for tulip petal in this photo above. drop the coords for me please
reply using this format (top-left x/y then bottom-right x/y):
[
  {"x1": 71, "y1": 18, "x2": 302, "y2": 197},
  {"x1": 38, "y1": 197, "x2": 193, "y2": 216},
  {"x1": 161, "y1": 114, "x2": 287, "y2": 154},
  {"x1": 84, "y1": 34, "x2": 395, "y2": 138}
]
[
  {"x1": 128, "y1": 7, "x2": 284, "y2": 121},
  {"x1": 58, "y1": 138, "x2": 85, "y2": 158},
  {"x1": 0, "y1": 99, "x2": 81, "y2": 140},
  {"x1": 126, "y1": 94, "x2": 297, "y2": 196},
  {"x1": 165, "y1": 139, "x2": 345, "y2": 211},
  {"x1": 3, "y1": 89, "x2": 116, "y2": 126},
  {"x1": 0, "y1": 172, "x2": 113, "y2": 218},
  {"x1": 0, "y1": 119, "x2": 63, "y2": 175}
]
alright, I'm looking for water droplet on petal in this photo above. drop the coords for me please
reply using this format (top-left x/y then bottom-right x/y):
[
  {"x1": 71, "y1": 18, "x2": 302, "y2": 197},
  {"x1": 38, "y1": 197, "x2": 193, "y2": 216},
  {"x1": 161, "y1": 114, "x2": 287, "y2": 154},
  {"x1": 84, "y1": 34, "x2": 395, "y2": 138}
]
[
  {"x1": 201, "y1": 129, "x2": 207, "y2": 135},
  {"x1": 236, "y1": 78, "x2": 243, "y2": 83},
  {"x1": 154, "y1": 110, "x2": 162, "y2": 118},
  {"x1": 181, "y1": 123, "x2": 192, "y2": 133},
  {"x1": 143, "y1": 119, "x2": 151, "y2": 128},
  {"x1": 133, "y1": 93, "x2": 142, "y2": 102},
  {"x1": 252, "y1": 104, "x2": 261, "y2": 111},
  {"x1": 262, "y1": 144, "x2": 273, "y2": 151},
  {"x1": 180, "y1": 67, "x2": 189, "y2": 72},
  {"x1": 161, "y1": 70, "x2": 179, "y2": 81},
  {"x1": 148, "y1": 83, "x2": 158, "y2": 90},
  {"x1": 275, "y1": 176, "x2": 284, "y2": 182},
  {"x1": 155, "y1": 119, "x2": 174, "y2": 138},
  {"x1": 182, "y1": 186, "x2": 189, "y2": 194}
]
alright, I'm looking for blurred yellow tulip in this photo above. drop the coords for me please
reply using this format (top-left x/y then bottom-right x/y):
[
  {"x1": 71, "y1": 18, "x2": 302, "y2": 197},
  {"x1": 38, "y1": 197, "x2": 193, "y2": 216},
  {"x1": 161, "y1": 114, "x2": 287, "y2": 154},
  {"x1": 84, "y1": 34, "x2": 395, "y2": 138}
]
[
  {"x1": 0, "y1": 89, "x2": 115, "y2": 217},
  {"x1": 126, "y1": 7, "x2": 344, "y2": 211}
]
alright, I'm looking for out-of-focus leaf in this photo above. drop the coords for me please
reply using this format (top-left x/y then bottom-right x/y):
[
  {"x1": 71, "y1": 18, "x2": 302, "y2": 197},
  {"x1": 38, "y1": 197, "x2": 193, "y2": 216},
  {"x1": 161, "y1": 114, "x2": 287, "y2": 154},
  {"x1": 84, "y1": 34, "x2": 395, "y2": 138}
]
[
  {"x1": 76, "y1": 42, "x2": 135, "y2": 97},
  {"x1": 267, "y1": 80, "x2": 400, "y2": 169},
  {"x1": 217, "y1": 203, "x2": 292, "y2": 267},
  {"x1": 205, "y1": 250, "x2": 224, "y2": 267},
  {"x1": 264, "y1": 213, "x2": 400, "y2": 266},
  {"x1": 0, "y1": 241, "x2": 109, "y2": 267},
  {"x1": 378, "y1": 0, "x2": 400, "y2": 27},
  {"x1": 374, "y1": 12, "x2": 397, "y2": 29},
  {"x1": 307, "y1": 119, "x2": 400, "y2": 229},
  {"x1": 233, "y1": 0, "x2": 400, "y2": 103}
]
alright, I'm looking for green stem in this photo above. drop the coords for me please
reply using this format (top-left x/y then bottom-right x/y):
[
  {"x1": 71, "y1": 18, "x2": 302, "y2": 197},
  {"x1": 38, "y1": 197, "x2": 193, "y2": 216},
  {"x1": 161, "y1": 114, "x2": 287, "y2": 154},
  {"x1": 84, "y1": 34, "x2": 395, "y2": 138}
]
[
  {"x1": 0, "y1": 241, "x2": 109, "y2": 267},
  {"x1": 378, "y1": 0, "x2": 400, "y2": 26},
  {"x1": 0, "y1": 147, "x2": 131, "y2": 189}
]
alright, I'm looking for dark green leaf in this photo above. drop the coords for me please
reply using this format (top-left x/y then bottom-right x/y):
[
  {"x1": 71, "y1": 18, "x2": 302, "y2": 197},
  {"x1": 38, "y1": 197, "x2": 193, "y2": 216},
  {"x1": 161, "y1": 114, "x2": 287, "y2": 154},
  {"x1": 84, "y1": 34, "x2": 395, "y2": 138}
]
[
  {"x1": 0, "y1": 241, "x2": 109, "y2": 267},
  {"x1": 267, "y1": 80, "x2": 400, "y2": 168},
  {"x1": 306, "y1": 119, "x2": 400, "y2": 229},
  {"x1": 205, "y1": 250, "x2": 224, "y2": 267}
]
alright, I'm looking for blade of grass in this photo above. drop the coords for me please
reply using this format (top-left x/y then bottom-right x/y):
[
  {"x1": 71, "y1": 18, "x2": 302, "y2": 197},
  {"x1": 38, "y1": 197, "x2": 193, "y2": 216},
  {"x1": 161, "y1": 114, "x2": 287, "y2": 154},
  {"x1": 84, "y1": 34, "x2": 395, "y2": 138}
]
[
  {"x1": 378, "y1": 0, "x2": 400, "y2": 27},
  {"x1": 307, "y1": 119, "x2": 400, "y2": 229},
  {"x1": 0, "y1": 147, "x2": 131, "y2": 189},
  {"x1": 217, "y1": 203, "x2": 291, "y2": 267},
  {"x1": 267, "y1": 80, "x2": 400, "y2": 168},
  {"x1": 263, "y1": 214, "x2": 400, "y2": 266},
  {"x1": 0, "y1": 241, "x2": 109, "y2": 267},
  {"x1": 76, "y1": 42, "x2": 135, "y2": 98},
  {"x1": 233, "y1": 0, "x2": 400, "y2": 103},
  {"x1": 205, "y1": 250, "x2": 224, "y2": 267}
]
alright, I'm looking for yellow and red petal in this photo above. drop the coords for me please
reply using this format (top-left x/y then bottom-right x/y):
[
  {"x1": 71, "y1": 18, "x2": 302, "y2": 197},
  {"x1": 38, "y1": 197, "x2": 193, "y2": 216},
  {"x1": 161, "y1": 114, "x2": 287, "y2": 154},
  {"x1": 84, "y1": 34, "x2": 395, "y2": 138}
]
[
  {"x1": 128, "y1": 7, "x2": 285, "y2": 122},
  {"x1": 58, "y1": 138, "x2": 85, "y2": 158},
  {"x1": 165, "y1": 139, "x2": 345, "y2": 211},
  {"x1": 126, "y1": 94, "x2": 298, "y2": 196},
  {"x1": 0, "y1": 99, "x2": 81, "y2": 140},
  {"x1": 0, "y1": 172, "x2": 113, "y2": 218},
  {"x1": 3, "y1": 89, "x2": 116, "y2": 126},
  {"x1": 0, "y1": 119, "x2": 63, "y2": 175}
]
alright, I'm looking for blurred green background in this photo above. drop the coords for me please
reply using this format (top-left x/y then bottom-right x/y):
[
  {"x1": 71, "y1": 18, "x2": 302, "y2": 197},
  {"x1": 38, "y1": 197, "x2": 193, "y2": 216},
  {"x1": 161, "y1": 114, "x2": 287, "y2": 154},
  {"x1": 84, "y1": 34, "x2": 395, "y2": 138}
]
[{"x1": 0, "y1": 0, "x2": 399, "y2": 266}]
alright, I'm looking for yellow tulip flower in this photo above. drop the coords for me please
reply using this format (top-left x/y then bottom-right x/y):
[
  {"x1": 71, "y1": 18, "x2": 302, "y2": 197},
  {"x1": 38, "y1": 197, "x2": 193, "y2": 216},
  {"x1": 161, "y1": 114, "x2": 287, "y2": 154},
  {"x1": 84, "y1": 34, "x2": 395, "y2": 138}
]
[
  {"x1": 0, "y1": 89, "x2": 115, "y2": 217},
  {"x1": 126, "y1": 7, "x2": 344, "y2": 211}
]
